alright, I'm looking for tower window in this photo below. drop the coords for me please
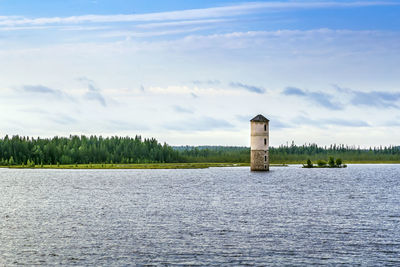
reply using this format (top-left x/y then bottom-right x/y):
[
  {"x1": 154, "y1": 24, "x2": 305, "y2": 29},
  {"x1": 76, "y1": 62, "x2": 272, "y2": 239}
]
[
  {"x1": 264, "y1": 124, "x2": 267, "y2": 131},
  {"x1": 264, "y1": 156, "x2": 267, "y2": 162},
  {"x1": 264, "y1": 138, "x2": 267, "y2": 145}
]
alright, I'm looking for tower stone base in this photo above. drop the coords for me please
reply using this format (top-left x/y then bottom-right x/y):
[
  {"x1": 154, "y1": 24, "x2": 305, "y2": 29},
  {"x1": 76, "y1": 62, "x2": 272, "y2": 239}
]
[{"x1": 251, "y1": 150, "x2": 269, "y2": 171}]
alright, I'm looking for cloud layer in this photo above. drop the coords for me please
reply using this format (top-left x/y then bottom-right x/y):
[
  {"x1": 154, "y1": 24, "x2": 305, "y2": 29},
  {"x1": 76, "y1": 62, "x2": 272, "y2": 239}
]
[
  {"x1": 0, "y1": 1, "x2": 399, "y2": 146},
  {"x1": 283, "y1": 86, "x2": 400, "y2": 110},
  {"x1": 230, "y1": 82, "x2": 266, "y2": 94},
  {"x1": 283, "y1": 87, "x2": 343, "y2": 110},
  {"x1": 1, "y1": 1, "x2": 397, "y2": 27}
]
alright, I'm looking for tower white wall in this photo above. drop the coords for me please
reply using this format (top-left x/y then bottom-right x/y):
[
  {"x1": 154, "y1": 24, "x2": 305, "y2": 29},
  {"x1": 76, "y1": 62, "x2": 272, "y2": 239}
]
[{"x1": 250, "y1": 120, "x2": 269, "y2": 171}]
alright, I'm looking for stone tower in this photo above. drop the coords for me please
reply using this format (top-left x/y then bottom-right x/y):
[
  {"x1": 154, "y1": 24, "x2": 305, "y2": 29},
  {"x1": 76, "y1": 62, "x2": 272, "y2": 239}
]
[{"x1": 250, "y1": 114, "x2": 269, "y2": 171}]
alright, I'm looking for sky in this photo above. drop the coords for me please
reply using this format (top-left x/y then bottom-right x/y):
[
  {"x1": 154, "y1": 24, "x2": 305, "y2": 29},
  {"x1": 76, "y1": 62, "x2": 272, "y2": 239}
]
[{"x1": 0, "y1": 0, "x2": 399, "y2": 147}]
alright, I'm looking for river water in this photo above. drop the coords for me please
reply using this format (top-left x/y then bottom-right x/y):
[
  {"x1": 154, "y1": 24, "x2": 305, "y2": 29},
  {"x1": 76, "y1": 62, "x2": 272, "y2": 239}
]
[{"x1": 0, "y1": 165, "x2": 399, "y2": 266}]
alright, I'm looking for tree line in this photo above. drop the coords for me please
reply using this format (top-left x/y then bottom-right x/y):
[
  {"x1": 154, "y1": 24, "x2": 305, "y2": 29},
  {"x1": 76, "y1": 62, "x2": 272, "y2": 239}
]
[
  {"x1": 0, "y1": 135, "x2": 399, "y2": 166},
  {"x1": 174, "y1": 146, "x2": 250, "y2": 163},
  {"x1": 175, "y1": 143, "x2": 400, "y2": 163},
  {"x1": 269, "y1": 142, "x2": 400, "y2": 163},
  {"x1": 0, "y1": 135, "x2": 181, "y2": 165}
]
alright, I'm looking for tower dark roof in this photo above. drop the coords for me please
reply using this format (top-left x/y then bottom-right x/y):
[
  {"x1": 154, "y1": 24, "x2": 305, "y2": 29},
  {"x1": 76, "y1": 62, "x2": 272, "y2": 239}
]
[{"x1": 250, "y1": 114, "x2": 269, "y2": 122}]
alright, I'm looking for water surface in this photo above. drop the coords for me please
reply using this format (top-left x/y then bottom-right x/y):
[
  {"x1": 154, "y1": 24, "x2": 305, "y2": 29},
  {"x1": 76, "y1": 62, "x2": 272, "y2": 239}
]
[{"x1": 1, "y1": 165, "x2": 399, "y2": 265}]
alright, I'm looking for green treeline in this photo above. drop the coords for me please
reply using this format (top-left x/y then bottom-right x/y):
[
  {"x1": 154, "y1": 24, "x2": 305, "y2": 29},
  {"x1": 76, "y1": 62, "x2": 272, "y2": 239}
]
[
  {"x1": 0, "y1": 135, "x2": 181, "y2": 165},
  {"x1": 269, "y1": 143, "x2": 400, "y2": 163},
  {"x1": 175, "y1": 143, "x2": 400, "y2": 163},
  {"x1": 175, "y1": 146, "x2": 250, "y2": 163},
  {"x1": 0, "y1": 135, "x2": 399, "y2": 166}
]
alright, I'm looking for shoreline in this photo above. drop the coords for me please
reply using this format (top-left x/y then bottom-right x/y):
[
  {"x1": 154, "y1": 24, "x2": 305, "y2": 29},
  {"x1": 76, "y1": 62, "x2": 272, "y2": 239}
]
[
  {"x1": 0, "y1": 162, "x2": 399, "y2": 170},
  {"x1": 2, "y1": 163, "x2": 250, "y2": 170}
]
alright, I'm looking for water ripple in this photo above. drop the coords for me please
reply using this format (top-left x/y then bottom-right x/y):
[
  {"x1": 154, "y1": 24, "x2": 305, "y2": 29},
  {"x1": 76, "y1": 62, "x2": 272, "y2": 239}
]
[{"x1": 0, "y1": 165, "x2": 400, "y2": 265}]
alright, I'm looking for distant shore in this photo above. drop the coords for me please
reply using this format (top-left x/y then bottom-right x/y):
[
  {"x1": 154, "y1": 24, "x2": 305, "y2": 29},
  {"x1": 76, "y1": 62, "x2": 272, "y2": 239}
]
[
  {"x1": 0, "y1": 162, "x2": 399, "y2": 169},
  {"x1": 3, "y1": 163, "x2": 250, "y2": 170},
  {"x1": 0, "y1": 163, "x2": 287, "y2": 170}
]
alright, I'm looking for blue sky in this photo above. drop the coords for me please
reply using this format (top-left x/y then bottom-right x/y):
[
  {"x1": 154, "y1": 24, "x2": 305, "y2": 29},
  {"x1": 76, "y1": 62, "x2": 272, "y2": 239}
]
[{"x1": 0, "y1": 0, "x2": 399, "y2": 146}]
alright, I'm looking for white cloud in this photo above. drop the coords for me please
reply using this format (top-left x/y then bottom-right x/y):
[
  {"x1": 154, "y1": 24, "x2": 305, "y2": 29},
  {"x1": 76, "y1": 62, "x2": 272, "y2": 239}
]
[
  {"x1": 100, "y1": 27, "x2": 209, "y2": 38},
  {"x1": 0, "y1": 25, "x2": 110, "y2": 32},
  {"x1": 135, "y1": 19, "x2": 230, "y2": 29},
  {"x1": 164, "y1": 116, "x2": 235, "y2": 132},
  {"x1": 0, "y1": 1, "x2": 397, "y2": 27},
  {"x1": 146, "y1": 85, "x2": 255, "y2": 96}
]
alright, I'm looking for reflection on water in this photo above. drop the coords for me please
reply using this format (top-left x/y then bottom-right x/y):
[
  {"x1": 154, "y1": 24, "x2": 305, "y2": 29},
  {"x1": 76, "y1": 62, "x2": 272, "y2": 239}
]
[{"x1": 1, "y1": 165, "x2": 400, "y2": 265}]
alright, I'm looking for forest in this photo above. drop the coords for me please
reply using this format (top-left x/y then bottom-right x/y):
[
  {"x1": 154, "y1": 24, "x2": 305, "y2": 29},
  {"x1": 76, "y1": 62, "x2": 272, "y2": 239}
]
[
  {"x1": 0, "y1": 135, "x2": 182, "y2": 166},
  {"x1": 0, "y1": 135, "x2": 399, "y2": 166},
  {"x1": 178, "y1": 143, "x2": 400, "y2": 163}
]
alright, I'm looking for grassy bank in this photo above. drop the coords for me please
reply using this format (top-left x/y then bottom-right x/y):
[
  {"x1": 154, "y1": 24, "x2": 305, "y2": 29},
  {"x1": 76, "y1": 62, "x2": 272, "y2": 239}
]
[
  {"x1": 271, "y1": 160, "x2": 400, "y2": 164},
  {"x1": 0, "y1": 163, "x2": 294, "y2": 169},
  {"x1": 1, "y1": 161, "x2": 398, "y2": 170},
  {"x1": 2, "y1": 162, "x2": 250, "y2": 169}
]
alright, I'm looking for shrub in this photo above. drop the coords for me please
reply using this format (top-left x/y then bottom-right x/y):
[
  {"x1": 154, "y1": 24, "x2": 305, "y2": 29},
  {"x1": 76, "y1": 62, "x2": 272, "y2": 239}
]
[
  {"x1": 328, "y1": 157, "x2": 335, "y2": 167},
  {"x1": 27, "y1": 159, "x2": 35, "y2": 168},
  {"x1": 306, "y1": 159, "x2": 313, "y2": 168},
  {"x1": 335, "y1": 158, "x2": 342, "y2": 166},
  {"x1": 317, "y1": 160, "x2": 327, "y2": 167}
]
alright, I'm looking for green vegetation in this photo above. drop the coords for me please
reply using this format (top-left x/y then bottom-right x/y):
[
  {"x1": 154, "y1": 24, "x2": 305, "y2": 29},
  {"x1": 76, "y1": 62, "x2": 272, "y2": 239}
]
[
  {"x1": 7, "y1": 162, "x2": 250, "y2": 169},
  {"x1": 0, "y1": 135, "x2": 399, "y2": 169},
  {"x1": 5, "y1": 163, "x2": 292, "y2": 170},
  {"x1": 306, "y1": 159, "x2": 313, "y2": 168},
  {"x1": 175, "y1": 143, "x2": 400, "y2": 164},
  {"x1": 328, "y1": 157, "x2": 335, "y2": 167},
  {"x1": 269, "y1": 142, "x2": 400, "y2": 164},
  {"x1": 303, "y1": 157, "x2": 347, "y2": 168},
  {"x1": 0, "y1": 135, "x2": 182, "y2": 166},
  {"x1": 174, "y1": 146, "x2": 249, "y2": 163},
  {"x1": 317, "y1": 160, "x2": 327, "y2": 167}
]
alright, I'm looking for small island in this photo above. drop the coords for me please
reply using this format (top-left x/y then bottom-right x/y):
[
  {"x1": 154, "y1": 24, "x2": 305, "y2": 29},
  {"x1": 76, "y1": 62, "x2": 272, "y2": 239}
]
[{"x1": 303, "y1": 157, "x2": 347, "y2": 168}]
